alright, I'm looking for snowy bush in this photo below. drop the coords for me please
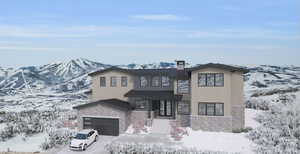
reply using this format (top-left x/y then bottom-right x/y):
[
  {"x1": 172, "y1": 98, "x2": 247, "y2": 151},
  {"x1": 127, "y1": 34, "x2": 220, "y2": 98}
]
[
  {"x1": 0, "y1": 110, "x2": 64, "y2": 141},
  {"x1": 246, "y1": 98, "x2": 270, "y2": 110},
  {"x1": 40, "y1": 128, "x2": 74, "y2": 150},
  {"x1": 248, "y1": 99, "x2": 300, "y2": 154},
  {"x1": 105, "y1": 142, "x2": 239, "y2": 154},
  {"x1": 170, "y1": 121, "x2": 188, "y2": 141}
]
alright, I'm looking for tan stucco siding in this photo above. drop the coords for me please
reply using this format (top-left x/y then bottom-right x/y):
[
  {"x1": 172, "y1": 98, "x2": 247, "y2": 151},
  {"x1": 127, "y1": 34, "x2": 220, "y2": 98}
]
[
  {"x1": 190, "y1": 68, "x2": 232, "y2": 116},
  {"x1": 91, "y1": 71, "x2": 133, "y2": 101},
  {"x1": 230, "y1": 72, "x2": 244, "y2": 106}
]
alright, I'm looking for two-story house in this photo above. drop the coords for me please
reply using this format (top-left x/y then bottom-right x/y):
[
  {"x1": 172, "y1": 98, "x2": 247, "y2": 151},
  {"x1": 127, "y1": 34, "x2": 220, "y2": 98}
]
[{"x1": 73, "y1": 61, "x2": 248, "y2": 136}]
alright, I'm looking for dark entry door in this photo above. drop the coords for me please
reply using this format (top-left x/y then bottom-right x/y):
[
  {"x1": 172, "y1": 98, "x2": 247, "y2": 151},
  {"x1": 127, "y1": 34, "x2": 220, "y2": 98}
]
[
  {"x1": 159, "y1": 100, "x2": 172, "y2": 116},
  {"x1": 83, "y1": 117, "x2": 119, "y2": 136}
]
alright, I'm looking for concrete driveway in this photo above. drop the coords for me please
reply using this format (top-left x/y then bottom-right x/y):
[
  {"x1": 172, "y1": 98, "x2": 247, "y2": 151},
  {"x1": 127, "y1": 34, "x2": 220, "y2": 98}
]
[{"x1": 46, "y1": 135, "x2": 116, "y2": 154}]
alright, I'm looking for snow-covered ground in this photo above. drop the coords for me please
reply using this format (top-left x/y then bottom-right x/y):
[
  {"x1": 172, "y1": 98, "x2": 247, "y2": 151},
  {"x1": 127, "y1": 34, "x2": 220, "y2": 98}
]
[
  {"x1": 245, "y1": 109, "x2": 262, "y2": 129},
  {"x1": 182, "y1": 129, "x2": 254, "y2": 154},
  {"x1": 180, "y1": 109, "x2": 262, "y2": 154},
  {"x1": 0, "y1": 133, "x2": 47, "y2": 152}
]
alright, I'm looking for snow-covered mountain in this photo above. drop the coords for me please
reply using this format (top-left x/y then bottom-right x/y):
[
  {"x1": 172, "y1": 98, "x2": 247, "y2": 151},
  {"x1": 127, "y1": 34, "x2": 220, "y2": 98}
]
[
  {"x1": 0, "y1": 59, "x2": 300, "y2": 112},
  {"x1": 0, "y1": 58, "x2": 110, "y2": 93}
]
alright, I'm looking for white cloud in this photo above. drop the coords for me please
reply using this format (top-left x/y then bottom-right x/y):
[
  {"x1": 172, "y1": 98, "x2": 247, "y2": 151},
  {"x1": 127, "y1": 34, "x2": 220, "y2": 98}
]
[
  {"x1": 0, "y1": 46, "x2": 66, "y2": 51},
  {"x1": 187, "y1": 29, "x2": 300, "y2": 40},
  {"x1": 130, "y1": 14, "x2": 188, "y2": 21}
]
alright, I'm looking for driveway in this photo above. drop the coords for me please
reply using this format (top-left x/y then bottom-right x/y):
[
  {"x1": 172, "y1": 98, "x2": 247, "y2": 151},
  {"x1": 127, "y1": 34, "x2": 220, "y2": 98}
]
[{"x1": 46, "y1": 135, "x2": 116, "y2": 154}]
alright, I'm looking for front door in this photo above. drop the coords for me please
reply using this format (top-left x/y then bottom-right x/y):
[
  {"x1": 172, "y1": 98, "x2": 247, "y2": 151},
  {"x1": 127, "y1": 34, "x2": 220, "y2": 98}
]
[{"x1": 159, "y1": 100, "x2": 172, "y2": 116}]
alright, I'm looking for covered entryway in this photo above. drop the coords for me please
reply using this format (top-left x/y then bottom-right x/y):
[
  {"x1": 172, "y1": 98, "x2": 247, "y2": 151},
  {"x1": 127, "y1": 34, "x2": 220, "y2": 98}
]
[{"x1": 83, "y1": 117, "x2": 119, "y2": 136}]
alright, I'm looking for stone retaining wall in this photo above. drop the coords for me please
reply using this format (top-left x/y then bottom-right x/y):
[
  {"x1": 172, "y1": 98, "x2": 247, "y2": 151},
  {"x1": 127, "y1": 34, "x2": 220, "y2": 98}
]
[{"x1": 190, "y1": 115, "x2": 232, "y2": 132}]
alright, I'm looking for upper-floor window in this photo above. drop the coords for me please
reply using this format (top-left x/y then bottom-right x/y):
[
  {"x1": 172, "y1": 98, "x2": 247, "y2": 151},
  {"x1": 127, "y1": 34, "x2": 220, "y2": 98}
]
[
  {"x1": 121, "y1": 76, "x2": 127, "y2": 87},
  {"x1": 198, "y1": 103, "x2": 224, "y2": 116},
  {"x1": 110, "y1": 76, "x2": 117, "y2": 87},
  {"x1": 198, "y1": 73, "x2": 224, "y2": 87},
  {"x1": 177, "y1": 80, "x2": 189, "y2": 93},
  {"x1": 162, "y1": 76, "x2": 170, "y2": 87},
  {"x1": 100, "y1": 77, "x2": 106, "y2": 87},
  {"x1": 152, "y1": 76, "x2": 160, "y2": 87},
  {"x1": 140, "y1": 76, "x2": 148, "y2": 87}
]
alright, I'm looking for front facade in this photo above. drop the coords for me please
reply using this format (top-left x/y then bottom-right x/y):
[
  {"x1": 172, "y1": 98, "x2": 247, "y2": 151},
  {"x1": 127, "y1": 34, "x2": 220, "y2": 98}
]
[{"x1": 74, "y1": 61, "x2": 248, "y2": 135}]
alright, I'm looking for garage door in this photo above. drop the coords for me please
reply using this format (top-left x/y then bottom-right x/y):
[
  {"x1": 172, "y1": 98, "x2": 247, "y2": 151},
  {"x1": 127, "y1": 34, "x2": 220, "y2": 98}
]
[{"x1": 83, "y1": 117, "x2": 119, "y2": 136}]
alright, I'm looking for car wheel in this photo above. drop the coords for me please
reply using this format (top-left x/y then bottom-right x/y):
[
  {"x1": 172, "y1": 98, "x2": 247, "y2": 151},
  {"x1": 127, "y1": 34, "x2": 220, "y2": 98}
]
[
  {"x1": 94, "y1": 135, "x2": 98, "y2": 142},
  {"x1": 83, "y1": 144, "x2": 87, "y2": 151}
]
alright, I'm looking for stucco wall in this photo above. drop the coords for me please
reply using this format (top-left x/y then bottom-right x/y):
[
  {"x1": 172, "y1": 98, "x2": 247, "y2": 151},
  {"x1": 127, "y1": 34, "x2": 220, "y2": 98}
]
[
  {"x1": 91, "y1": 70, "x2": 134, "y2": 102},
  {"x1": 190, "y1": 68, "x2": 232, "y2": 116},
  {"x1": 77, "y1": 103, "x2": 130, "y2": 133},
  {"x1": 189, "y1": 67, "x2": 245, "y2": 131}
]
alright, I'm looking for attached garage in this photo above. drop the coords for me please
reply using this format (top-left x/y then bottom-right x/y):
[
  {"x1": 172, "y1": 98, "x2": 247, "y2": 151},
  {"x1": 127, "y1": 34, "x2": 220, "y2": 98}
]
[
  {"x1": 73, "y1": 99, "x2": 132, "y2": 136},
  {"x1": 83, "y1": 117, "x2": 119, "y2": 136}
]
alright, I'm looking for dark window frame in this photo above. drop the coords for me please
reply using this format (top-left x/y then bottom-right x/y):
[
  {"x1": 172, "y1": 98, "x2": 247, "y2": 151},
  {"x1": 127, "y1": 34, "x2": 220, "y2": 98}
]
[
  {"x1": 140, "y1": 76, "x2": 148, "y2": 87},
  {"x1": 151, "y1": 76, "x2": 161, "y2": 87},
  {"x1": 161, "y1": 76, "x2": 170, "y2": 87},
  {"x1": 198, "y1": 73, "x2": 224, "y2": 87},
  {"x1": 177, "y1": 80, "x2": 190, "y2": 94},
  {"x1": 177, "y1": 101, "x2": 191, "y2": 115},
  {"x1": 121, "y1": 76, "x2": 128, "y2": 87},
  {"x1": 215, "y1": 73, "x2": 224, "y2": 87},
  {"x1": 110, "y1": 76, "x2": 117, "y2": 87},
  {"x1": 198, "y1": 102, "x2": 224, "y2": 116},
  {"x1": 100, "y1": 76, "x2": 106, "y2": 87}
]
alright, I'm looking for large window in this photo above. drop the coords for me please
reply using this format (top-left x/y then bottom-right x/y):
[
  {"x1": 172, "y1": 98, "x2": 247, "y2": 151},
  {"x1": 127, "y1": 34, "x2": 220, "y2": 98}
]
[
  {"x1": 177, "y1": 101, "x2": 190, "y2": 115},
  {"x1": 198, "y1": 73, "x2": 224, "y2": 87},
  {"x1": 100, "y1": 77, "x2": 106, "y2": 87},
  {"x1": 162, "y1": 76, "x2": 170, "y2": 87},
  {"x1": 110, "y1": 76, "x2": 117, "y2": 87},
  {"x1": 121, "y1": 76, "x2": 127, "y2": 87},
  {"x1": 198, "y1": 103, "x2": 224, "y2": 116},
  {"x1": 140, "y1": 76, "x2": 148, "y2": 87},
  {"x1": 177, "y1": 80, "x2": 189, "y2": 93},
  {"x1": 152, "y1": 76, "x2": 160, "y2": 87}
]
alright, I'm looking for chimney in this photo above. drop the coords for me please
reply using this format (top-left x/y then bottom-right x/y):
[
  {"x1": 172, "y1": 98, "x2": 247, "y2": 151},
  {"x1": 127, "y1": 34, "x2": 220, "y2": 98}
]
[{"x1": 176, "y1": 60, "x2": 185, "y2": 70}]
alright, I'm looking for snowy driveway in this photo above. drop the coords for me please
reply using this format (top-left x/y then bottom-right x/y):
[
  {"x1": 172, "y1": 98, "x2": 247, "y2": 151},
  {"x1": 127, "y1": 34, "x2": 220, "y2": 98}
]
[{"x1": 46, "y1": 135, "x2": 116, "y2": 154}]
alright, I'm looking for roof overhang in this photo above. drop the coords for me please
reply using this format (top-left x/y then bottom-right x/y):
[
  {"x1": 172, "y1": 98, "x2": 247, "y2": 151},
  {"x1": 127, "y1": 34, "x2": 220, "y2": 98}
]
[
  {"x1": 73, "y1": 98, "x2": 132, "y2": 110},
  {"x1": 124, "y1": 90, "x2": 182, "y2": 101},
  {"x1": 188, "y1": 63, "x2": 249, "y2": 74}
]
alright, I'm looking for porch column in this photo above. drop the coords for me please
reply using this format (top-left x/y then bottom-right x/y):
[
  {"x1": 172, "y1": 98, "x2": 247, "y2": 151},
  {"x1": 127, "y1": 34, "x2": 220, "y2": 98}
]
[{"x1": 148, "y1": 99, "x2": 152, "y2": 119}]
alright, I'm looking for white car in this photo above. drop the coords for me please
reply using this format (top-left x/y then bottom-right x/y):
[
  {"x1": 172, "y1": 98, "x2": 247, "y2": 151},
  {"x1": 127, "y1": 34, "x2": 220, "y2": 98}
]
[{"x1": 69, "y1": 129, "x2": 99, "y2": 151}]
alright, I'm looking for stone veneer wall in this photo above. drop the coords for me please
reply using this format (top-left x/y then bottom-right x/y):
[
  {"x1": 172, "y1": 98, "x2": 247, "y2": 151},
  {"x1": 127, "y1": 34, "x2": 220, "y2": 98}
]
[
  {"x1": 176, "y1": 115, "x2": 190, "y2": 127},
  {"x1": 231, "y1": 105, "x2": 245, "y2": 131},
  {"x1": 190, "y1": 115, "x2": 232, "y2": 132},
  {"x1": 130, "y1": 111, "x2": 149, "y2": 125},
  {"x1": 77, "y1": 103, "x2": 130, "y2": 134}
]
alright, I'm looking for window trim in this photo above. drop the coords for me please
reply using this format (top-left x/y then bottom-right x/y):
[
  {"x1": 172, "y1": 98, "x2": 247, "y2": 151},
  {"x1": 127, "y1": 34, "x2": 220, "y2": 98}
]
[
  {"x1": 110, "y1": 76, "x2": 117, "y2": 87},
  {"x1": 100, "y1": 76, "x2": 106, "y2": 87},
  {"x1": 161, "y1": 76, "x2": 170, "y2": 87},
  {"x1": 140, "y1": 76, "x2": 148, "y2": 87},
  {"x1": 177, "y1": 80, "x2": 190, "y2": 94},
  {"x1": 177, "y1": 101, "x2": 190, "y2": 115},
  {"x1": 151, "y1": 76, "x2": 161, "y2": 87},
  {"x1": 198, "y1": 102, "x2": 224, "y2": 116},
  {"x1": 215, "y1": 73, "x2": 224, "y2": 87},
  {"x1": 198, "y1": 73, "x2": 224, "y2": 87},
  {"x1": 121, "y1": 76, "x2": 128, "y2": 87}
]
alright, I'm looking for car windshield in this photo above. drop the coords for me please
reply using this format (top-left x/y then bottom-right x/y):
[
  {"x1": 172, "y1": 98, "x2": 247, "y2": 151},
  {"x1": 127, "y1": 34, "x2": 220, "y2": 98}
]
[{"x1": 74, "y1": 133, "x2": 88, "y2": 140}]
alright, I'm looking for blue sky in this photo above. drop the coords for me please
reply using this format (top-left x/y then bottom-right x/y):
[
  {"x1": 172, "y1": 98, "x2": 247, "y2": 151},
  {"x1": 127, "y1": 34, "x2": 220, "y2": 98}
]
[{"x1": 0, "y1": 0, "x2": 299, "y2": 67}]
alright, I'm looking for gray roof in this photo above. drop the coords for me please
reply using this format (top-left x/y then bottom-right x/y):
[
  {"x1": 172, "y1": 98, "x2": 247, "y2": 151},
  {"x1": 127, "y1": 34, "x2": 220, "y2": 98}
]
[
  {"x1": 88, "y1": 63, "x2": 248, "y2": 77},
  {"x1": 73, "y1": 98, "x2": 132, "y2": 110}
]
